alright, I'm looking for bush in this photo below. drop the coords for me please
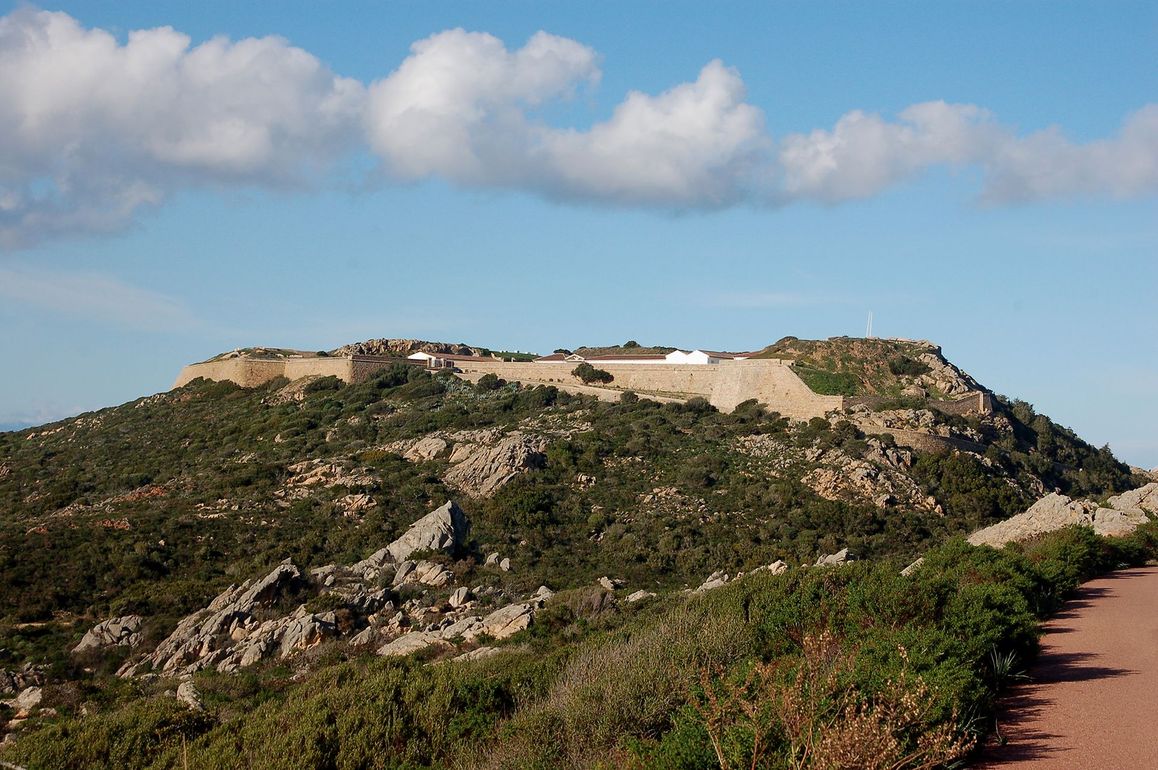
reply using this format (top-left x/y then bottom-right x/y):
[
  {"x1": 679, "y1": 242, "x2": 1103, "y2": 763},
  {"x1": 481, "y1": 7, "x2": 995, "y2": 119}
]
[
  {"x1": 477, "y1": 373, "x2": 505, "y2": 391},
  {"x1": 888, "y1": 356, "x2": 932, "y2": 377},
  {"x1": 303, "y1": 376, "x2": 342, "y2": 394},
  {"x1": 572, "y1": 363, "x2": 614, "y2": 385}
]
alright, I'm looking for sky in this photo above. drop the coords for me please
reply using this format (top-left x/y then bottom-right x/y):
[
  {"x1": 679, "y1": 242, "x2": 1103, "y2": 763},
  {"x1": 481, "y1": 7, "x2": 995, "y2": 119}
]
[{"x1": 0, "y1": 1, "x2": 1155, "y2": 467}]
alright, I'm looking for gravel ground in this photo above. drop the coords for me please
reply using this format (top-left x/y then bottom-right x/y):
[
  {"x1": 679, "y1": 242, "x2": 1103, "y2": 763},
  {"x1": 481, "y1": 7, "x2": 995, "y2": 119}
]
[{"x1": 976, "y1": 566, "x2": 1158, "y2": 768}]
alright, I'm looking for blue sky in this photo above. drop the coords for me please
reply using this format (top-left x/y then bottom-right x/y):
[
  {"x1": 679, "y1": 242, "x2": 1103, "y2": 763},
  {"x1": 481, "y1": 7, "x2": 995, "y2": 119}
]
[{"x1": 0, "y1": 2, "x2": 1155, "y2": 468}]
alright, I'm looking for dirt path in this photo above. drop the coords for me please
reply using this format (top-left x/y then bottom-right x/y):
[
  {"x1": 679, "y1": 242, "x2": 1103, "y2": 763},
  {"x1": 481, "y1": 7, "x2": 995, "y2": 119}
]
[{"x1": 976, "y1": 566, "x2": 1158, "y2": 768}]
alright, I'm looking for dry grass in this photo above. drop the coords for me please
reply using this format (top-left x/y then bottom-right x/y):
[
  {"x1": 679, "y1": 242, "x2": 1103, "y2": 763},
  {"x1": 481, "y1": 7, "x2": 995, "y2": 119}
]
[{"x1": 694, "y1": 632, "x2": 974, "y2": 770}]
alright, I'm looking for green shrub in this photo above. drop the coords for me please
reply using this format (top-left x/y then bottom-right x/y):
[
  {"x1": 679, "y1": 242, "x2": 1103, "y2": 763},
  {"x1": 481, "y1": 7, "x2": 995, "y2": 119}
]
[
  {"x1": 572, "y1": 363, "x2": 614, "y2": 385},
  {"x1": 888, "y1": 356, "x2": 932, "y2": 377}
]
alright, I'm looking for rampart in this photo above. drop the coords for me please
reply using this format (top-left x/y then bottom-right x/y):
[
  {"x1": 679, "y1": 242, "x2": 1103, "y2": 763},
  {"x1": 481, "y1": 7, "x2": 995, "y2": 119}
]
[
  {"x1": 453, "y1": 358, "x2": 844, "y2": 420},
  {"x1": 172, "y1": 351, "x2": 987, "y2": 427},
  {"x1": 173, "y1": 355, "x2": 405, "y2": 389}
]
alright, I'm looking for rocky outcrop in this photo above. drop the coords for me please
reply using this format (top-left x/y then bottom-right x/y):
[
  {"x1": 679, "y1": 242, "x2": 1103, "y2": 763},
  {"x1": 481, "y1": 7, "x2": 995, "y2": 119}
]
[
  {"x1": 968, "y1": 488, "x2": 1155, "y2": 548},
  {"x1": 385, "y1": 501, "x2": 470, "y2": 563},
  {"x1": 176, "y1": 680, "x2": 203, "y2": 710},
  {"x1": 911, "y1": 348, "x2": 983, "y2": 397},
  {"x1": 377, "y1": 598, "x2": 540, "y2": 658},
  {"x1": 119, "y1": 562, "x2": 304, "y2": 677},
  {"x1": 815, "y1": 548, "x2": 855, "y2": 567},
  {"x1": 351, "y1": 501, "x2": 470, "y2": 578},
  {"x1": 0, "y1": 665, "x2": 44, "y2": 696},
  {"x1": 3, "y1": 686, "x2": 41, "y2": 719},
  {"x1": 74, "y1": 615, "x2": 143, "y2": 653},
  {"x1": 399, "y1": 437, "x2": 450, "y2": 462},
  {"x1": 693, "y1": 560, "x2": 788, "y2": 593},
  {"x1": 443, "y1": 432, "x2": 548, "y2": 497},
  {"x1": 388, "y1": 430, "x2": 548, "y2": 497},
  {"x1": 329, "y1": 339, "x2": 486, "y2": 359},
  {"x1": 1107, "y1": 483, "x2": 1158, "y2": 515}
]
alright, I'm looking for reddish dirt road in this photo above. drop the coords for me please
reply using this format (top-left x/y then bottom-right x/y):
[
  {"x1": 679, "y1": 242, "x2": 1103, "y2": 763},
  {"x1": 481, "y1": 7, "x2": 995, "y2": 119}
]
[{"x1": 976, "y1": 566, "x2": 1158, "y2": 768}]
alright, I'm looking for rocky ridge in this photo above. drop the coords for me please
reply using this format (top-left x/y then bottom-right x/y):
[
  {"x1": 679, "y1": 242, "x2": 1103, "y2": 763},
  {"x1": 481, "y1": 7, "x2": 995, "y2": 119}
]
[{"x1": 329, "y1": 339, "x2": 489, "y2": 359}]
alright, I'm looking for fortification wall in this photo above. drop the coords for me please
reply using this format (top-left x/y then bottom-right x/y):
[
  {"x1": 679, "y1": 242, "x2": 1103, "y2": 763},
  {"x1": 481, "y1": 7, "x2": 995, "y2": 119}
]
[
  {"x1": 857, "y1": 425, "x2": 988, "y2": 455},
  {"x1": 173, "y1": 359, "x2": 290, "y2": 389},
  {"x1": 173, "y1": 354, "x2": 841, "y2": 420},
  {"x1": 453, "y1": 359, "x2": 842, "y2": 419},
  {"x1": 713, "y1": 360, "x2": 845, "y2": 418},
  {"x1": 173, "y1": 355, "x2": 408, "y2": 390},
  {"x1": 283, "y1": 357, "x2": 354, "y2": 382}
]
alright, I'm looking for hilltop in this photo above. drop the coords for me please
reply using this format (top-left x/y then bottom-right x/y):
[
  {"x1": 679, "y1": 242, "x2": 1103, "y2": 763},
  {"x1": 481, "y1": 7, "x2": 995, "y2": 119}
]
[
  {"x1": 0, "y1": 336, "x2": 1151, "y2": 768},
  {"x1": 751, "y1": 336, "x2": 982, "y2": 398}
]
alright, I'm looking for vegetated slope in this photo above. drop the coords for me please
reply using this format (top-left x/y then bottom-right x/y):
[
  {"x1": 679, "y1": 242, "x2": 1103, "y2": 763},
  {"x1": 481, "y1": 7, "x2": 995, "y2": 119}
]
[
  {"x1": 0, "y1": 357, "x2": 1144, "y2": 768},
  {"x1": 752, "y1": 336, "x2": 983, "y2": 398}
]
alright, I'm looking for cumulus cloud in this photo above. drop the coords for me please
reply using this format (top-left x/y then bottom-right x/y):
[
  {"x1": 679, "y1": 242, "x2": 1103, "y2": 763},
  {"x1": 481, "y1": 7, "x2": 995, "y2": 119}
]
[
  {"x1": 777, "y1": 101, "x2": 1158, "y2": 204},
  {"x1": 0, "y1": 9, "x2": 1155, "y2": 247},
  {"x1": 0, "y1": 8, "x2": 362, "y2": 247}
]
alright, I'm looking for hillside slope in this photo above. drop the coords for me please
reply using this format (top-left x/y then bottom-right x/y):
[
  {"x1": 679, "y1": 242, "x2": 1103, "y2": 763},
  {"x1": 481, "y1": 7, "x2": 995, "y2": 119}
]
[{"x1": 0, "y1": 348, "x2": 1146, "y2": 767}]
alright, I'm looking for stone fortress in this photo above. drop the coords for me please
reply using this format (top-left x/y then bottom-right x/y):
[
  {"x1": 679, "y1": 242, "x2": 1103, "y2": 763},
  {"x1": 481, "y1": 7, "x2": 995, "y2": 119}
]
[{"x1": 174, "y1": 339, "x2": 994, "y2": 423}]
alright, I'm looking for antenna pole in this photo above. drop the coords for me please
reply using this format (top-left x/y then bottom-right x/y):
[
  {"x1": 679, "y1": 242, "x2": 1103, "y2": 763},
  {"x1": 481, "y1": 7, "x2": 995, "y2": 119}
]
[{"x1": 866, "y1": 312, "x2": 873, "y2": 339}]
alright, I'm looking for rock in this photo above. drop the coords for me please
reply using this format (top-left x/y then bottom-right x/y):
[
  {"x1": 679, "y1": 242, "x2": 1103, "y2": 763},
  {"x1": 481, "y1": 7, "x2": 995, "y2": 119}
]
[
  {"x1": 402, "y1": 437, "x2": 450, "y2": 462},
  {"x1": 901, "y1": 558, "x2": 925, "y2": 576},
  {"x1": 176, "y1": 680, "x2": 203, "y2": 711},
  {"x1": 350, "y1": 547, "x2": 392, "y2": 577},
  {"x1": 448, "y1": 587, "x2": 472, "y2": 608},
  {"x1": 377, "y1": 631, "x2": 446, "y2": 658},
  {"x1": 336, "y1": 493, "x2": 376, "y2": 517},
  {"x1": 0, "y1": 664, "x2": 45, "y2": 696},
  {"x1": 480, "y1": 604, "x2": 533, "y2": 640},
  {"x1": 694, "y1": 571, "x2": 729, "y2": 592},
  {"x1": 1088, "y1": 508, "x2": 1145, "y2": 538},
  {"x1": 815, "y1": 548, "x2": 855, "y2": 567},
  {"x1": 1107, "y1": 483, "x2": 1158, "y2": 515},
  {"x1": 386, "y1": 501, "x2": 471, "y2": 562},
  {"x1": 484, "y1": 552, "x2": 500, "y2": 567},
  {"x1": 752, "y1": 560, "x2": 789, "y2": 576},
  {"x1": 969, "y1": 493, "x2": 1100, "y2": 548},
  {"x1": 597, "y1": 576, "x2": 622, "y2": 591},
  {"x1": 626, "y1": 590, "x2": 656, "y2": 603},
  {"x1": 74, "y1": 615, "x2": 144, "y2": 653},
  {"x1": 8, "y1": 686, "x2": 42, "y2": 718},
  {"x1": 453, "y1": 646, "x2": 500, "y2": 663},
  {"x1": 499, "y1": 558, "x2": 511, "y2": 572},
  {"x1": 531, "y1": 585, "x2": 555, "y2": 603},
  {"x1": 120, "y1": 562, "x2": 303, "y2": 677},
  {"x1": 442, "y1": 432, "x2": 547, "y2": 497},
  {"x1": 392, "y1": 561, "x2": 417, "y2": 586}
]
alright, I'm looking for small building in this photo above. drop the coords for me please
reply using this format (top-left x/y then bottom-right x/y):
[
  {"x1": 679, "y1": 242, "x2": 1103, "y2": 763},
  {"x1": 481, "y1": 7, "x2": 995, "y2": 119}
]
[
  {"x1": 407, "y1": 351, "x2": 498, "y2": 369},
  {"x1": 535, "y1": 349, "x2": 751, "y2": 366}
]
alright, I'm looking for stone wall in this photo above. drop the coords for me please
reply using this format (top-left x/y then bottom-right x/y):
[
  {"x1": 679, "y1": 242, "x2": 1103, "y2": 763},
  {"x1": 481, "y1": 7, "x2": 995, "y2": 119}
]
[
  {"x1": 453, "y1": 359, "x2": 843, "y2": 419},
  {"x1": 172, "y1": 355, "x2": 405, "y2": 389},
  {"x1": 173, "y1": 358, "x2": 292, "y2": 389}
]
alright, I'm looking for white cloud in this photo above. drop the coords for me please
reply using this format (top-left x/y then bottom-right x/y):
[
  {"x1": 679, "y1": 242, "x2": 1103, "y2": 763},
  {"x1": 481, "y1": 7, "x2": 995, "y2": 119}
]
[
  {"x1": 540, "y1": 60, "x2": 769, "y2": 205},
  {"x1": 0, "y1": 9, "x2": 1155, "y2": 247},
  {"x1": 365, "y1": 29, "x2": 600, "y2": 186},
  {"x1": 981, "y1": 105, "x2": 1158, "y2": 203},
  {"x1": 0, "y1": 8, "x2": 362, "y2": 247},
  {"x1": 0, "y1": 264, "x2": 198, "y2": 330}
]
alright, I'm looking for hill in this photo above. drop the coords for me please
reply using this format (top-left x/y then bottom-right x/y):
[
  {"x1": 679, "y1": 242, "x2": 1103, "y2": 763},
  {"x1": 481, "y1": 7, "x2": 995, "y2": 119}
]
[
  {"x1": 0, "y1": 341, "x2": 1150, "y2": 768},
  {"x1": 751, "y1": 336, "x2": 982, "y2": 398}
]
